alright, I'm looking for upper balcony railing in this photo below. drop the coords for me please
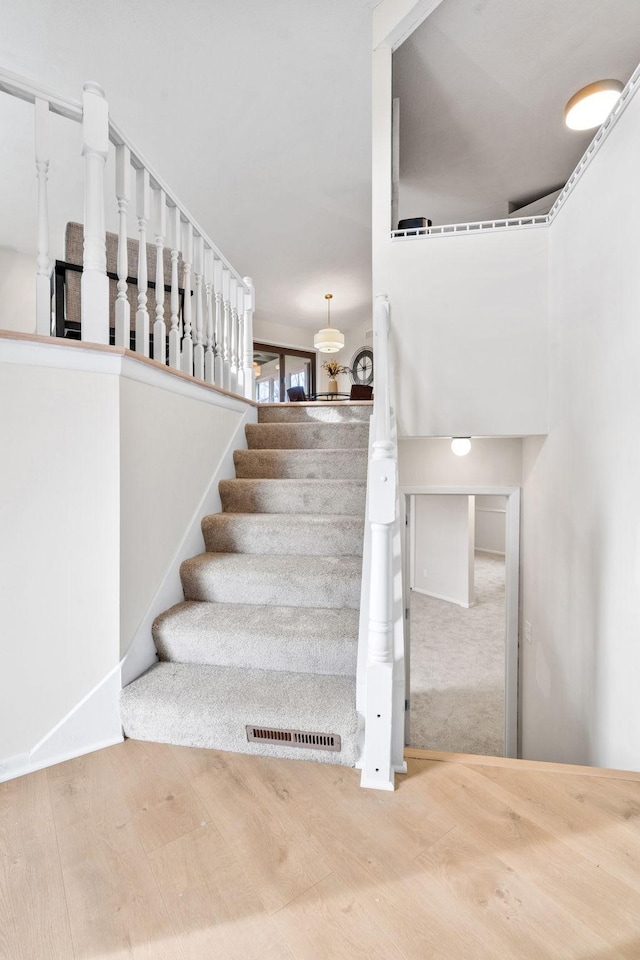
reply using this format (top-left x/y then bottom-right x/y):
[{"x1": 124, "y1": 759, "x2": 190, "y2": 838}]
[{"x1": 0, "y1": 67, "x2": 254, "y2": 400}]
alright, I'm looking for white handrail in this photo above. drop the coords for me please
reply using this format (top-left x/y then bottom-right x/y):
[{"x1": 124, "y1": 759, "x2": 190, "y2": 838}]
[
  {"x1": 0, "y1": 66, "x2": 255, "y2": 401},
  {"x1": 358, "y1": 294, "x2": 405, "y2": 790}
]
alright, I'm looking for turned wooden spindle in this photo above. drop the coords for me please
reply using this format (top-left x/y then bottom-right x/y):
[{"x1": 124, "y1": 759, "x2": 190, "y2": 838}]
[
  {"x1": 114, "y1": 143, "x2": 130, "y2": 348},
  {"x1": 153, "y1": 186, "x2": 167, "y2": 363},
  {"x1": 135, "y1": 167, "x2": 151, "y2": 356},
  {"x1": 168, "y1": 205, "x2": 181, "y2": 369},
  {"x1": 181, "y1": 220, "x2": 194, "y2": 375},
  {"x1": 193, "y1": 234, "x2": 205, "y2": 380}
]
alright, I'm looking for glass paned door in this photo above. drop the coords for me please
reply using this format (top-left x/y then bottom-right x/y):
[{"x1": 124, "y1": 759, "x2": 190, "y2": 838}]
[{"x1": 253, "y1": 342, "x2": 317, "y2": 402}]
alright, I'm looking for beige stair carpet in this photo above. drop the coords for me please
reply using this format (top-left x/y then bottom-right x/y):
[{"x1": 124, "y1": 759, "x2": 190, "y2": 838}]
[{"x1": 121, "y1": 402, "x2": 371, "y2": 766}]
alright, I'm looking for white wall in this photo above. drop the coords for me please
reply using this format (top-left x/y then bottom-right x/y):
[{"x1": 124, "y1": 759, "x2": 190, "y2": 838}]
[
  {"x1": 119, "y1": 377, "x2": 245, "y2": 659},
  {"x1": 399, "y1": 437, "x2": 523, "y2": 487},
  {"x1": 0, "y1": 247, "x2": 37, "y2": 334},
  {"x1": 413, "y1": 494, "x2": 474, "y2": 606},
  {"x1": 384, "y1": 228, "x2": 549, "y2": 438},
  {"x1": 0, "y1": 359, "x2": 120, "y2": 762},
  {"x1": 475, "y1": 494, "x2": 507, "y2": 555},
  {"x1": 520, "y1": 90, "x2": 640, "y2": 771}
]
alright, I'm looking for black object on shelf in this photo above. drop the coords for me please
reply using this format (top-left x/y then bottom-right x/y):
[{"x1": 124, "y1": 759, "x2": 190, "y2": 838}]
[{"x1": 397, "y1": 217, "x2": 432, "y2": 234}]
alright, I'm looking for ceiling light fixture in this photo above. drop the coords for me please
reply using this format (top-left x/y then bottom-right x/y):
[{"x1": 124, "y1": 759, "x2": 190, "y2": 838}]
[
  {"x1": 451, "y1": 437, "x2": 471, "y2": 457},
  {"x1": 564, "y1": 79, "x2": 623, "y2": 131},
  {"x1": 314, "y1": 293, "x2": 345, "y2": 354}
]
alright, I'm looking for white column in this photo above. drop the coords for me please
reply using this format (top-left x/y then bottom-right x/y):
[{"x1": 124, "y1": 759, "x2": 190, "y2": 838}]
[
  {"x1": 153, "y1": 187, "x2": 167, "y2": 363},
  {"x1": 193, "y1": 234, "x2": 205, "y2": 380},
  {"x1": 135, "y1": 167, "x2": 150, "y2": 356},
  {"x1": 80, "y1": 82, "x2": 109, "y2": 344},
  {"x1": 181, "y1": 221, "x2": 194, "y2": 375},
  {"x1": 204, "y1": 247, "x2": 215, "y2": 384},
  {"x1": 213, "y1": 258, "x2": 223, "y2": 386},
  {"x1": 243, "y1": 276, "x2": 255, "y2": 400},
  {"x1": 34, "y1": 98, "x2": 51, "y2": 337},
  {"x1": 222, "y1": 266, "x2": 231, "y2": 390},
  {"x1": 229, "y1": 276, "x2": 238, "y2": 394},
  {"x1": 168, "y1": 205, "x2": 181, "y2": 369},
  {"x1": 114, "y1": 143, "x2": 130, "y2": 347}
]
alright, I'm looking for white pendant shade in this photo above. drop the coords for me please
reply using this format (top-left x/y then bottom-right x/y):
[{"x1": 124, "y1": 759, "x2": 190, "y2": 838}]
[
  {"x1": 314, "y1": 292, "x2": 345, "y2": 353},
  {"x1": 564, "y1": 79, "x2": 623, "y2": 131},
  {"x1": 314, "y1": 325, "x2": 345, "y2": 353}
]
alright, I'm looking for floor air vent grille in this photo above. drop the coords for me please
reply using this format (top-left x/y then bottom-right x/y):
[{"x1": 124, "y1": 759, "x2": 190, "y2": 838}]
[{"x1": 246, "y1": 725, "x2": 341, "y2": 752}]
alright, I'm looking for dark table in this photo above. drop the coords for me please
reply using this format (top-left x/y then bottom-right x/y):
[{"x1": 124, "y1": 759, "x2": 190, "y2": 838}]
[{"x1": 311, "y1": 392, "x2": 351, "y2": 401}]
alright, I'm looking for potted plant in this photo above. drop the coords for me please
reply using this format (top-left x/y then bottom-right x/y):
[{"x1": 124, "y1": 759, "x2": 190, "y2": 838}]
[{"x1": 321, "y1": 359, "x2": 350, "y2": 394}]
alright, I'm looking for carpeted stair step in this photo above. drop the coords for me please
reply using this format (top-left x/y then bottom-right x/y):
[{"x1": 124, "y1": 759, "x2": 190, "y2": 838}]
[
  {"x1": 180, "y1": 552, "x2": 362, "y2": 608},
  {"x1": 202, "y1": 512, "x2": 364, "y2": 556},
  {"x1": 153, "y1": 601, "x2": 359, "y2": 676},
  {"x1": 257, "y1": 403, "x2": 372, "y2": 423},
  {"x1": 246, "y1": 421, "x2": 369, "y2": 450},
  {"x1": 233, "y1": 447, "x2": 367, "y2": 480},
  {"x1": 120, "y1": 662, "x2": 359, "y2": 766},
  {"x1": 219, "y1": 478, "x2": 366, "y2": 515}
]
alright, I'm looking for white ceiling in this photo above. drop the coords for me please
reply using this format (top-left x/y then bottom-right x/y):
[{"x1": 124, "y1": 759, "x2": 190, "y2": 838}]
[
  {"x1": 0, "y1": 0, "x2": 374, "y2": 331},
  {"x1": 393, "y1": 0, "x2": 640, "y2": 226}
]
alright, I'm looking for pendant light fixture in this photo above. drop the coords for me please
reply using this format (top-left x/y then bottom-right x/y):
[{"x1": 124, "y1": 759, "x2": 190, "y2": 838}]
[
  {"x1": 564, "y1": 79, "x2": 623, "y2": 131},
  {"x1": 314, "y1": 293, "x2": 345, "y2": 353}
]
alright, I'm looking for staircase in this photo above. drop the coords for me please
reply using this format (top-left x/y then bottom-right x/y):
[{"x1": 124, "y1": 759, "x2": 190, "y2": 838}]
[{"x1": 120, "y1": 402, "x2": 372, "y2": 766}]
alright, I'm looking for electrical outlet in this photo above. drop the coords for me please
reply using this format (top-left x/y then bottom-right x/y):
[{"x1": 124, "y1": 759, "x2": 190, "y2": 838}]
[{"x1": 524, "y1": 620, "x2": 532, "y2": 644}]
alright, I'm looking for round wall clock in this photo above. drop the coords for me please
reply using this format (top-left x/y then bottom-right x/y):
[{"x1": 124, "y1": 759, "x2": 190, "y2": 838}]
[{"x1": 350, "y1": 346, "x2": 374, "y2": 385}]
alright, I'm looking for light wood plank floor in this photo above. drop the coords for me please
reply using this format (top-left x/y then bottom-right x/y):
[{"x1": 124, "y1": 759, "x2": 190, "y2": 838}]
[{"x1": 2, "y1": 741, "x2": 640, "y2": 959}]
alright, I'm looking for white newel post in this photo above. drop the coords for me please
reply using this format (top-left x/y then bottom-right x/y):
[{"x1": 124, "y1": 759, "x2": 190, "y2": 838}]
[
  {"x1": 236, "y1": 283, "x2": 245, "y2": 395},
  {"x1": 181, "y1": 221, "x2": 194, "y2": 375},
  {"x1": 114, "y1": 143, "x2": 130, "y2": 348},
  {"x1": 204, "y1": 247, "x2": 214, "y2": 384},
  {"x1": 135, "y1": 167, "x2": 150, "y2": 356},
  {"x1": 214, "y1": 258, "x2": 223, "y2": 386},
  {"x1": 80, "y1": 82, "x2": 109, "y2": 343},
  {"x1": 34, "y1": 97, "x2": 51, "y2": 336},
  {"x1": 229, "y1": 277, "x2": 238, "y2": 394},
  {"x1": 243, "y1": 276, "x2": 255, "y2": 400},
  {"x1": 361, "y1": 294, "x2": 396, "y2": 791},
  {"x1": 168, "y1": 205, "x2": 181, "y2": 369},
  {"x1": 193, "y1": 235, "x2": 205, "y2": 380},
  {"x1": 222, "y1": 267, "x2": 231, "y2": 390},
  {"x1": 153, "y1": 187, "x2": 167, "y2": 363}
]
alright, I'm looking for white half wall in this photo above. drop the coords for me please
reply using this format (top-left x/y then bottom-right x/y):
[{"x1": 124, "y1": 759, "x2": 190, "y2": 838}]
[
  {"x1": 384, "y1": 228, "x2": 549, "y2": 438},
  {"x1": 0, "y1": 357, "x2": 120, "y2": 763},
  {"x1": 412, "y1": 494, "x2": 474, "y2": 606},
  {"x1": 521, "y1": 87, "x2": 640, "y2": 772}
]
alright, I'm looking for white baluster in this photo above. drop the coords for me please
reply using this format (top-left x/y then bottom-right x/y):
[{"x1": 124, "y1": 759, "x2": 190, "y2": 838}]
[
  {"x1": 222, "y1": 266, "x2": 231, "y2": 390},
  {"x1": 243, "y1": 277, "x2": 255, "y2": 400},
  {"x1": 229, "y1": 277, "x2": 238, "y2": 394},
  {"x1": 80, "y1": 82, "x2": 109, "y2": 343},
  {"x1": 114, "y1": 143, "x2": 130, "y2": 348},
  {"x1": 193, "y1": 234, "x2": 205, "y2": 380},
  {"x1": 181, "y1": 221, "x2": 194, "y2": 375},
  {"x1": 135, "y1": 167, "x2": 150, "y2": 356},
  {"x1": 34, "y1": 98, "x2": 51, "y2": 336},
  {"x1": 168, "y1": 205, "x2": 181, "y2": 369},
  {"x1": 153, "y1": 187, "x2": 167, "y2": 363},
  {"x1": 236, "y1": 282, "x2": 245, "y2": 396},
  {"x1": 213, "y1": 258, "x2": 223, "y2": 386},
  {"x1": 204, "y1": 247, "x2": 214, "y2": 384}
]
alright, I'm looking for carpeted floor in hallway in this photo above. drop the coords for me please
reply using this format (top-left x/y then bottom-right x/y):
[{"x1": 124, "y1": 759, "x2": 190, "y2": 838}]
[{"x1": 409, "y1": 551, "x2": 505, "y2": 756}]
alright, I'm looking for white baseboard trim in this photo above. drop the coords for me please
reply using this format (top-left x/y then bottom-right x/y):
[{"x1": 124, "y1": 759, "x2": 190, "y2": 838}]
[
  {"x1": 476, "y1": 548, "x2": 506, "y2": 557},
  {"x1": 411, "y1": 586, "x2": 473, "y2": 608},
  {"x1": 0, "y1": 658, "x2": 124, "y2": 784}
]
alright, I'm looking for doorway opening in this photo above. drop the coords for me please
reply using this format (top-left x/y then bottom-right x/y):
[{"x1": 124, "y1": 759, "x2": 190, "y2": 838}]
[
  {"x1": 253, "y1": 342, "x2": 317, "y2": 402},
  {"x1": 402, "y1": 487, "x2": 520, "y2": 758}
]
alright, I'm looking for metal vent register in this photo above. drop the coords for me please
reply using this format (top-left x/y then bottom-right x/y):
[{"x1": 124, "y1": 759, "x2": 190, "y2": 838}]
[{"x1": 246, "y1": 725, "x2": 341, "y2": 752}]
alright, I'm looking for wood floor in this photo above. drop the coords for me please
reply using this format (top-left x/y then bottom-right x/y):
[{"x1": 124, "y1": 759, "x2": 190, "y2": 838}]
[{"x1": 2, "y1": 742, "x2": 640, "y2": 959}]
